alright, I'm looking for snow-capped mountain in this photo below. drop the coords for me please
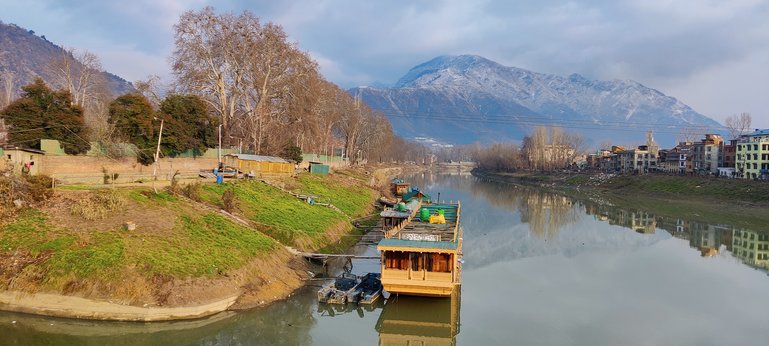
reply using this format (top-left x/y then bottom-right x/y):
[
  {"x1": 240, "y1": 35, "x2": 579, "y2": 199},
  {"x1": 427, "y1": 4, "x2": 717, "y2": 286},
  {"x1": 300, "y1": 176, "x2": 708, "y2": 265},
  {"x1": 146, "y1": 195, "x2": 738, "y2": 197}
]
[{"x1": 350, "y1": 55, "x2": 723, "y2": 147}]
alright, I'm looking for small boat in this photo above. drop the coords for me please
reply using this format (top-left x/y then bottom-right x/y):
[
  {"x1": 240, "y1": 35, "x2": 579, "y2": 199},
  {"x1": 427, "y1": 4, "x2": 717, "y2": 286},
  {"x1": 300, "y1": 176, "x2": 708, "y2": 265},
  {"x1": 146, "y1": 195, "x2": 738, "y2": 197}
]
[
  {"x1": 354, "y1": 273, "x2": 383, "y2": 305},
  {"x1": 318, "y1": 272, "x2": 359, "y2": 304},
  {"x1": 317, "y1": 272, "x2": 383, "y2": 305}
]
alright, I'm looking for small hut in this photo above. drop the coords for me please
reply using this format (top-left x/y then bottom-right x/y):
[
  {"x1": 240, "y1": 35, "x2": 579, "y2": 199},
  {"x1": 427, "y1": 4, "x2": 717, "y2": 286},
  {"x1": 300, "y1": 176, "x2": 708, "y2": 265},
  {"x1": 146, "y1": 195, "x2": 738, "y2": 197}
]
[
  {"x1": 1, "y1": 146, "x2": 45, "y2": 175},
  {"x1": 391, "y1": 178, "x2": 410, "y2": 196},
  {"x1": 223, "y1": 154, "x2": 294, "y2": 178},
  {"x1": 308, "y1": 161, "x2": 330, "y2": 175},
  {"x1": 402, "y1": 190, "x2": 431, "y2": 204}
]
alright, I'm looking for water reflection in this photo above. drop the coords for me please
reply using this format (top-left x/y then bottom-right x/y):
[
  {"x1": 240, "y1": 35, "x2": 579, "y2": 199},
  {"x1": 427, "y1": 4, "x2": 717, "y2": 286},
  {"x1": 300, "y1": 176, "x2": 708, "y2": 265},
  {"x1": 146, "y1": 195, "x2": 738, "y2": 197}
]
[
  {"x1": 460, "y1": 174, "x2": 769, "y2": 272},
  {"x1": 376, "y1": 292, "x2": 461, "y2": 346}
]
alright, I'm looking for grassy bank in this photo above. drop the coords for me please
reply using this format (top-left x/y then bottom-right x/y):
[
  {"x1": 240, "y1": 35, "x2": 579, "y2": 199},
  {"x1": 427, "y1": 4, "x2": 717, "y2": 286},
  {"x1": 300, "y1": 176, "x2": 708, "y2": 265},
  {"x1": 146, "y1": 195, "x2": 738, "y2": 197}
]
[
  {"x1": 0, "y1": 171, "x2": 379, "y2": 311},
  {"x1": 474, "y1": 169, "x2": 769, "y2": 227}
]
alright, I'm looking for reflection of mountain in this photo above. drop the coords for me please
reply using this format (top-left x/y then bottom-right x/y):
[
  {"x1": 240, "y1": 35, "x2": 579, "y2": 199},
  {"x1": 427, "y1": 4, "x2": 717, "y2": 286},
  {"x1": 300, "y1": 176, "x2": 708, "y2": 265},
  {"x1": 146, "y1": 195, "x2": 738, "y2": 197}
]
[{"x1": 376, "y1": 293, "x2": 460, "y2": 345}]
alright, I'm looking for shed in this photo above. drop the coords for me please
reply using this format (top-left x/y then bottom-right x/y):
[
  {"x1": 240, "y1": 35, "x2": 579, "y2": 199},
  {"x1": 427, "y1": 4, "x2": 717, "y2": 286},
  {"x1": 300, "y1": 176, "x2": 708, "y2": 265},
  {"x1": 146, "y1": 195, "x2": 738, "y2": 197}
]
[
  {"x1": 402, "y1": 190, "x2": 431, "y2": 203},
  {"x1": 308, "y1": 161, "x2": 330, "y2": 175},
  {"x1": 223, "y1": 154, "x2": 294, "y2": 178},
  {"x1": 2, "y1": 146, "x2": 45, "y2": 175},
  {"x1": 391, "y1": 178, "x2": 410, "y2": 196}
]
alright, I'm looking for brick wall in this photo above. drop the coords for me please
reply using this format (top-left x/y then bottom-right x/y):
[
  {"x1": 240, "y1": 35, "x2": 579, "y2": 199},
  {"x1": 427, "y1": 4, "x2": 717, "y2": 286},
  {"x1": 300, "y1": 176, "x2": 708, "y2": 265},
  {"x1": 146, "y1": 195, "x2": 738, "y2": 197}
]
[{"x1": 41, "y1": 156, "x2": 219, "y2": 184}]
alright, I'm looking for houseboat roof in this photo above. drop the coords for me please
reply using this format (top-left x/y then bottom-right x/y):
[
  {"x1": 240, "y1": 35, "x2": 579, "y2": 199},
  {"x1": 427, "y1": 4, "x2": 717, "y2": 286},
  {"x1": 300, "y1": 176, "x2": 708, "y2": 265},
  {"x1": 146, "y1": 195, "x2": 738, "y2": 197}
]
[
  {"x1": 402, "y1": 190, "x2": 431, "y2": 202},
  {"x1": 378, "y1": 238, "x2": 458, "y2": 251}
]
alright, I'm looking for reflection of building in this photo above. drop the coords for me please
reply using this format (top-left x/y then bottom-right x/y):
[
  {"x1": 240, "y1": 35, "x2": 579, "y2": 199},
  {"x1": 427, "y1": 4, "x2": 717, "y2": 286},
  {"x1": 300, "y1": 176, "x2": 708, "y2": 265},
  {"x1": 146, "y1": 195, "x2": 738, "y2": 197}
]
[
  {"x1": 376, "y1": 293, "x2": 460, "y2": 346},
  {"x1": 732, "y1": 229, "x2": 769, "y2": 269},
  {"x1": 690, "y1": 223, "x2": 731, "y2": 255},
  {"x1": 607, "y1": 209, "x2": 656, "y2": 234}
]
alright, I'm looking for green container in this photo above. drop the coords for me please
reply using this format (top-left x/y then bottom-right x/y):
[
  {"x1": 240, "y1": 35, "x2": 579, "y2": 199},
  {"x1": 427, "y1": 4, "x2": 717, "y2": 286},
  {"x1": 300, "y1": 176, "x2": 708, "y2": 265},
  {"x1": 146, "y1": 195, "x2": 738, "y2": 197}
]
[
  {"x1": 420, "y1": 208, "x2": 430, "y2": 221},
  {"x1": 398, "y1": 202, "x2": 406, "y2": 211},
  {"x1": 438, "y1": 209, "x2": 444, "y2": 216}
]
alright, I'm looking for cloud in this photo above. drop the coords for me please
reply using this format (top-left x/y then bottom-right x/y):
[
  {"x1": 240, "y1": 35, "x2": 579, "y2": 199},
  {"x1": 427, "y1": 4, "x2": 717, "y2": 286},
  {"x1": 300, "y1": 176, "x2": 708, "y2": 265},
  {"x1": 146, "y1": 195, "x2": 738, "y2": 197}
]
[{"x1": 3, "y1": 0, "x2": 767, "y2": 126}]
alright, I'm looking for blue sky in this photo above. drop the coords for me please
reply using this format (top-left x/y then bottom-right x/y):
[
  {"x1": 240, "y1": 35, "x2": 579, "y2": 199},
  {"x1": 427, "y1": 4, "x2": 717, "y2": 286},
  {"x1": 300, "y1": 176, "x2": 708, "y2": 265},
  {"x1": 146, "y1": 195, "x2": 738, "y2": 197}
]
[{"x1": 2, "y1": 0, "x2": 768, "y2": 127}]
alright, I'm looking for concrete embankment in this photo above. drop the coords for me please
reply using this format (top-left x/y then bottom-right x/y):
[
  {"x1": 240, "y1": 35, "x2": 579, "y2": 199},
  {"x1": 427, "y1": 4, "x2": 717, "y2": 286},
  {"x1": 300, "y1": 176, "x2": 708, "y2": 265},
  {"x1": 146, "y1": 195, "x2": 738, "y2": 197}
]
[{"x1": 0, "y1": 291, "x2": 239, "y2": 321}]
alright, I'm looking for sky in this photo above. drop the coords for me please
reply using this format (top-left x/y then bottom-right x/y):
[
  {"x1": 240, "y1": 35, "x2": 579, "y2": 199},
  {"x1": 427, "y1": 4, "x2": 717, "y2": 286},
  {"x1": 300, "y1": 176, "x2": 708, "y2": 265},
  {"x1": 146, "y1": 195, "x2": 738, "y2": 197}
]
[{"x1": 2, "y1": 0, "x2": 767, "y2": 128}]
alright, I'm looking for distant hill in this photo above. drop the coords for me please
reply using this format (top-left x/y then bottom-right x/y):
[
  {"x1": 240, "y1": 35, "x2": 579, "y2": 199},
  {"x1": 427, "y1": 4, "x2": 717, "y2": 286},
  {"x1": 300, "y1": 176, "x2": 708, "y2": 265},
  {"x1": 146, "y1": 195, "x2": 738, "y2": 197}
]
[
  {"x1": 350, "y1": 55, "x2": 725, "y2": 147},
  {"x1": 0, "y1": 21, "x2": 134, "y2": 100}
]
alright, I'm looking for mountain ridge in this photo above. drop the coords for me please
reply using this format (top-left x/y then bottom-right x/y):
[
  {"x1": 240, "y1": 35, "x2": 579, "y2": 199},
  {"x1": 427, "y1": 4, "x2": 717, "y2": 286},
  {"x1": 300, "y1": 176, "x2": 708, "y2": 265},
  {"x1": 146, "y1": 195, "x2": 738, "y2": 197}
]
[
  {"x1": 0, "y1": 21, "x2": 134, "y2": 101},
  {"x1": 352, "y1": 55, "x2": 723, "y2": 147}
]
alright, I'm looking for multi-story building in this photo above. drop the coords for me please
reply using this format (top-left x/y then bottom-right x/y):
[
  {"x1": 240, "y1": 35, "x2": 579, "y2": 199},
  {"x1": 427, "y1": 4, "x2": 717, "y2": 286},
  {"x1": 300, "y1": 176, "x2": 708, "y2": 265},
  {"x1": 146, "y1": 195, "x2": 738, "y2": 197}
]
[
  {"x1": 660, "y1": 142, "x2": 693, "y2": 174},
  {"x1": 615, "y1": 131, "x2": 659, "y2": 174},
  {"x1": 692, "y1": 134, "x2": 723, "y2": 175},
  {"x1": 735, "y1": 129, "x2": 769, "y2": 179}
]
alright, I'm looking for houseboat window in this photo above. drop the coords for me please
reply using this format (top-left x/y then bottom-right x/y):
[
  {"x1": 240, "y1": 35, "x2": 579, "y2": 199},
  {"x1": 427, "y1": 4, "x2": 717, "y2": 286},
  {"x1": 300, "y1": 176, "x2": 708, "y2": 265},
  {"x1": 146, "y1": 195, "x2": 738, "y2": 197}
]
[
  {"x1": 410, "y1": 253, "x2": 423, "y2": 271},
  {"x1": 425, "y1": 253, "x2": 453, "y2": 273},
  {"x1": 384, "y1": 251, "x2": 409, "y2": 270}
]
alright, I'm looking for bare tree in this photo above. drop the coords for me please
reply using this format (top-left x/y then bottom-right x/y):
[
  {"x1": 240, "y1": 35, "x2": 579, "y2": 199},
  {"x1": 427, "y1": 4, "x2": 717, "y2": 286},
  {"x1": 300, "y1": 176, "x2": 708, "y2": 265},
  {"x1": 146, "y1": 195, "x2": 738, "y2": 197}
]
[
  {"x1": 172, "y1": 7, "x2": 248, "y2": 144},
  {"x1": 676, "y1": 125, "x2": 707, "y2": 144},
  {"x1": 48, "y1": 48, "x2": 105, "y2": 107},
  {"x1": 134, "y1": 75, "x2": 165, "y2": 108},
  {"x1": 724, "y1": 112, "x2": 752, "y2": 139}
]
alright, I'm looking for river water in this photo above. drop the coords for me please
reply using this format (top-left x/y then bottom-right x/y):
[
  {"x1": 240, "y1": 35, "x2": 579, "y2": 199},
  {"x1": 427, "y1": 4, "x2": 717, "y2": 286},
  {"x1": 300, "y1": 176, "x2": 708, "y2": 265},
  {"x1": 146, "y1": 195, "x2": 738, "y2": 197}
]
[{"x1": 3, "y1": 172, "x2": 769, "y2": 345}]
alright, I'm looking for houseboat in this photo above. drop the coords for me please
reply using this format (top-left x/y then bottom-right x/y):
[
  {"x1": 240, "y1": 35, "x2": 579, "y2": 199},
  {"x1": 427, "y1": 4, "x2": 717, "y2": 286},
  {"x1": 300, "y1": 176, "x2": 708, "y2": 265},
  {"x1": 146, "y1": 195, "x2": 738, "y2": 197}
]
[{"x1": 377, "y1": 202, "x2": 462, "y2": 297}]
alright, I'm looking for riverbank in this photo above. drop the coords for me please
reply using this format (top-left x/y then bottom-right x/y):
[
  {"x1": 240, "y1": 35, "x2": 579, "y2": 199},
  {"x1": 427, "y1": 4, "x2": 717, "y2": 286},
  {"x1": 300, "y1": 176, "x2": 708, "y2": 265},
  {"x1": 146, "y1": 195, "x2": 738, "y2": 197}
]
[
  {"x1": 0, "y1": 165, "x2": 411, "y2": 321},
  {"x1": 472, "y1": 169, "x2": 769, "y2": 227}
]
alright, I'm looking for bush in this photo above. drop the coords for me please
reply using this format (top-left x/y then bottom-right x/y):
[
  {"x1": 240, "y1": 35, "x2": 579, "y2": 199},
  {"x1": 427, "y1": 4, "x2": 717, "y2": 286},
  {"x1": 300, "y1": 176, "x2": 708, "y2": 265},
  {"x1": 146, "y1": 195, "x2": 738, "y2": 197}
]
[
  {"x1": 0, "y1": 165, "x2": 55, "y2": 210},
  {"x1": 166, "y1": 170, "x2": 181, "y2": 195},
  {"x1": 222, "y1": 188, "x2": 237, "y2": 213},
  {"x1": 182, "y1": 181, "x2": 203, "y2": 202},
  {"x1": 70, "y1": 190, "x2": 127, "y2": 220}
]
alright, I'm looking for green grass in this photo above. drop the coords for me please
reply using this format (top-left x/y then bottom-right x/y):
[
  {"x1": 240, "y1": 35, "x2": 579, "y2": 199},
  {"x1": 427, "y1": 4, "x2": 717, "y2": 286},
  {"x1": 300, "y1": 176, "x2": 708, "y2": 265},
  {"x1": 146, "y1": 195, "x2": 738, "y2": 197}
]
[
  {"x1": 202, "y1": 181, "x2": 346, "y2": 247},
  {"x1": 134, "y1": 213, "x2": 275, "y2": 277},
  {"x1": 602, "y1": 175, "x2": 769, "y2": 203},
  {"x1": 0, "y1": 192, "x2": 278, "y2": 289},
  {"x1": 296, "y1": 174, "x2": 375, "y2": 218}
]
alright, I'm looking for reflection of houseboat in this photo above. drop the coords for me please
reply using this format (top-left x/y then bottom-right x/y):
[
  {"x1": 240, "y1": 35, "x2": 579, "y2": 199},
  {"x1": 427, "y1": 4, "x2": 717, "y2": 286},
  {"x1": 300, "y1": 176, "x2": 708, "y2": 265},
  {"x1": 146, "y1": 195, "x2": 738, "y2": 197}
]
[
  {"x1": 376, "y1": 293, "x2": 461, "y2": 345},
  {"x1": 377, "y1": 202, "x2": 462, "y2": 297}
]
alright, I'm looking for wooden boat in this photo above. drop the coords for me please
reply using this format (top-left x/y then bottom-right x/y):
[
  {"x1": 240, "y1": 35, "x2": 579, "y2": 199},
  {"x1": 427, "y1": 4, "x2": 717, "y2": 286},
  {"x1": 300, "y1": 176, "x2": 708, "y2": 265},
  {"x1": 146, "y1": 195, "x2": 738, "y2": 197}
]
[
  {"x1": 317, "y1": 272, "x2": 383, "y2": 305},
  {"x1": 317, "y1": 272, "x2": 359, "y2": 304},
  {"x1": 377, "y1": 202, "x2": 463, "y2": 297}
]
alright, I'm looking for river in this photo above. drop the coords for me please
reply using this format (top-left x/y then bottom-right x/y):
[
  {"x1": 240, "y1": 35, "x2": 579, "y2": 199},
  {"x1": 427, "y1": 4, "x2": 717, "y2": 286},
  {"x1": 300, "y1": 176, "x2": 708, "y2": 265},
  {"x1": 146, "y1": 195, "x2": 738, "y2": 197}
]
[{"x1": 3, "y1": 172, "x2": 769, "y2": 345}]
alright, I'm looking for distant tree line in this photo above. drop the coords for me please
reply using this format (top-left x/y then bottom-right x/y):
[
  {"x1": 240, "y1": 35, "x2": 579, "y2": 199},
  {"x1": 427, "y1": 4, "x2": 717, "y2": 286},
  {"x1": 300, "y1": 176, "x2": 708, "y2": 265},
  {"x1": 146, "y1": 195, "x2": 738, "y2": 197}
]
[{"x1": 474, "y1": 126, "x2": 585, "y2": 172}]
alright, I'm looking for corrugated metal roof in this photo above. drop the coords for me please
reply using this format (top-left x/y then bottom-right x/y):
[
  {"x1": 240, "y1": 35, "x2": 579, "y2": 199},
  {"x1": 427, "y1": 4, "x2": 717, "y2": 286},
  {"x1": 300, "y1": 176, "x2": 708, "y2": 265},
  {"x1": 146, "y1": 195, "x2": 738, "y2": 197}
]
[
  {"x1": 377, "y1": 238, "x2": 458, "y2": 251},
  {"x1": 380, "y1": 210, "x2": 412, "y2": 218},
  {"x1": 748, "y1": 129, "x2": 769, "y2": 137},
  {"x1": 225, "y1": 154, "x2": 289, "y2": 163}
]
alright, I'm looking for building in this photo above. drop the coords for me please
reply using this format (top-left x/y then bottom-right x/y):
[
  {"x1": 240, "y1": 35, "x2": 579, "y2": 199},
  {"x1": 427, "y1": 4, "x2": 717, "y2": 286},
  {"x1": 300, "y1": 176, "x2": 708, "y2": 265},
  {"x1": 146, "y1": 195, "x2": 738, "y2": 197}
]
[
  {"x1": 222, "y1": 154, "x2": 294, "y2": 178},
  {"x1": 614, "y1": 131, "x2": 659, "y2": 174},
  {"x1": 1, "y1": 146, "x2": 45, "y2": 175},
  {"x1": 692, "y1": 134, "x2": 723, "y2": 175},
  {"x1": 660, "y1": 142, "x2": 693, "y2": 174},
  {"x1": 735, "y1": 129, "x2": 769, "y2": 179}
]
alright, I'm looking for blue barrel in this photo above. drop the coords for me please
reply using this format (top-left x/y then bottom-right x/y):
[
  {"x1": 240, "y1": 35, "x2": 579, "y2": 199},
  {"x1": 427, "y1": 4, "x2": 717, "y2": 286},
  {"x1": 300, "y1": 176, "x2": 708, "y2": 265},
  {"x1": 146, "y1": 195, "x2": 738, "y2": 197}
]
[{"x1": 216, "y1": 174, "x2": 223, "y2": 185}]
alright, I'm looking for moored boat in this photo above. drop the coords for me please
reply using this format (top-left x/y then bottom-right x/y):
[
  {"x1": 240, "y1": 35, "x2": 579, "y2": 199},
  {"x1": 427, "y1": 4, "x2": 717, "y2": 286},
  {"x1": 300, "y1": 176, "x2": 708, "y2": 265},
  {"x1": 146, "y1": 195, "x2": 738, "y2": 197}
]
[
  {"x1": 317, "y1": 272, "x2": 383, "y2": 305},
  {"x1": 377, "y1": 202, "x2": 463, "y2": 297}
]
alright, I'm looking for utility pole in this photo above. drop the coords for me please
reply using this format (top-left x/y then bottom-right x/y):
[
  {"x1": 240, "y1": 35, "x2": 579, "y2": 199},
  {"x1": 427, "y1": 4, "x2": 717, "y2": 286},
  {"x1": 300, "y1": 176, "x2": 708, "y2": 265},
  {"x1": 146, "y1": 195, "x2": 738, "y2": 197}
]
[{"x1": 152, "y1": 118, "x2": 164, "y2": 193}]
